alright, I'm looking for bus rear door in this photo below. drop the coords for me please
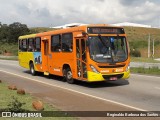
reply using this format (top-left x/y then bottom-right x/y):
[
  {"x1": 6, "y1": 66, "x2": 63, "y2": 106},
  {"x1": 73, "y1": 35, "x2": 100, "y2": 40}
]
[{"x1": 42, "y1": 36, "x2": 50, "y2": 75}]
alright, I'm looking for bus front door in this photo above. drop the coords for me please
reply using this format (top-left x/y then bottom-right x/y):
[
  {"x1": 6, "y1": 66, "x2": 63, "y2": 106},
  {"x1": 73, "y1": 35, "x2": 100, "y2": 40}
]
[
  {"x1": 42, "y1": 39, "x2": 49, "y2": 75},
  {"x1": 76, "y1": 38, "x2": 87, "y2": 80}
]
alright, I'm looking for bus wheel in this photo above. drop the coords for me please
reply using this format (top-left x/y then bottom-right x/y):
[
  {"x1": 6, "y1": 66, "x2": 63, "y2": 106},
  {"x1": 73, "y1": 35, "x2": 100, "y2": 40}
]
[
  {"x1": 66, "y1": 68, "x2": 74, "y2": 84},
  {"x1": 30, "y1": 63, "x2": 36, "y2": 76}
]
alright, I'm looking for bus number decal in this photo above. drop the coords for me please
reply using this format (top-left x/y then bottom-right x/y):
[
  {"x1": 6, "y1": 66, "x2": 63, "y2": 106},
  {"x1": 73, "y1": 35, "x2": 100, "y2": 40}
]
[{"x1": 53, "y1": 68, "x2": 61, "y2": 72}]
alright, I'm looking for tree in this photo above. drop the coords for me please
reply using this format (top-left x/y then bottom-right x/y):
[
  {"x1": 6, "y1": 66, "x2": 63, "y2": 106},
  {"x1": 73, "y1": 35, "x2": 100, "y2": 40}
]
[
  {"x1": 8, "y1": 22, "x2": 30, "y2": 43},
  {"x1": 0, "y1": 23, "x2": 9, "y2": 43}
]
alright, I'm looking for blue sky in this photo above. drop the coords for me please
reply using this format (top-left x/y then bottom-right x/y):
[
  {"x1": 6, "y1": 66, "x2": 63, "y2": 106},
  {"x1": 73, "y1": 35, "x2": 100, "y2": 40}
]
[{"x1": 0, "y1": 0, "x2": 160, "y2": 27}]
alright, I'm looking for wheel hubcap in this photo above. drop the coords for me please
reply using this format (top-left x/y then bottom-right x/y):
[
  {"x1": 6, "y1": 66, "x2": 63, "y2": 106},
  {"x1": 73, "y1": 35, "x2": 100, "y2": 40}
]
[
  {"x1": 31, "y1": 67, "x2": 34, "y2": 73},
  {"x1": 67, "y1": 71, "x2": 72, "y2": 79}
]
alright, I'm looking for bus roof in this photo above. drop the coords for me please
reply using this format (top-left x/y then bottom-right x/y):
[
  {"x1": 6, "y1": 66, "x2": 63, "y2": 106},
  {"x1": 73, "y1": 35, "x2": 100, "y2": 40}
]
[
  {"x1": 19, "y1": 34, "x2": 36, "y2": 40},
  {"x1": 18, "y1": 24, "x2": 124, "y2": 39},
  {"x1": 36, "y1": 24, "x2": 123, "y2": 37}
]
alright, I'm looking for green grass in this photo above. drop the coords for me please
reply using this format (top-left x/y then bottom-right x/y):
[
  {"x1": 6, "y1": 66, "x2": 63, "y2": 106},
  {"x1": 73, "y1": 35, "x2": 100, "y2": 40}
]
[
  {"x1": 131, "y1": 57, "x2": 160, "y2": 63},
  {"x1": 0, "y1": 83, "x2": 54, "y2": 111},
  {"x1": 0, "y1": 82, "x2": 77, "y2": 120},
  {"x1": 0, "y1": 42, "x2": 18, "y2": 56},
  {"x1": 131, "y1": 67, "x2": 160, "y2": 75}
]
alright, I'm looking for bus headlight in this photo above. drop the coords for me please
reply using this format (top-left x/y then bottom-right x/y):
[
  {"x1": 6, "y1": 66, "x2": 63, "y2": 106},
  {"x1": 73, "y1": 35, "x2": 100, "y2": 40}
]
[
  {"x1": 126, "y1": 64, "x2": 130, "y2": 71},
  {"x1": 90, "y1": 65, "x2": 99, "y2": 73}
]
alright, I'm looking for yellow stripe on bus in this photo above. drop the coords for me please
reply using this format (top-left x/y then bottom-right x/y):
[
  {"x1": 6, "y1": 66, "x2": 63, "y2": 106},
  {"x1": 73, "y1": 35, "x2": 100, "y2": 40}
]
[{"x1": 19, "y1": 34, "x2": 36, "y2": 39}]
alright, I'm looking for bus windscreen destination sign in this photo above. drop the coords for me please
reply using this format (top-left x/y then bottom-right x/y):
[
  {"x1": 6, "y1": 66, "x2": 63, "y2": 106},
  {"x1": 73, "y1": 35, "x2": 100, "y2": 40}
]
[{"x1": 87, "y1": 27, "x2": 125, "y2": 34}]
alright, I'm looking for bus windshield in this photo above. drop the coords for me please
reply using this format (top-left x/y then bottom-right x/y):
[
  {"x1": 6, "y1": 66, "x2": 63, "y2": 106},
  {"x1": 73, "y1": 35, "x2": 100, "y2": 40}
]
[{"x1": 88, "y1": 36, "x2": 128, "y2": 63}]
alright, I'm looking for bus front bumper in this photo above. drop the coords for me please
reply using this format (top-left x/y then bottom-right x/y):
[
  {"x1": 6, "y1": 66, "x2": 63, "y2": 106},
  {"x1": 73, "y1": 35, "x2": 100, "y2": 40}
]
[{"x1": 87, "y1": 70, "x2": 130, "y2": 82}]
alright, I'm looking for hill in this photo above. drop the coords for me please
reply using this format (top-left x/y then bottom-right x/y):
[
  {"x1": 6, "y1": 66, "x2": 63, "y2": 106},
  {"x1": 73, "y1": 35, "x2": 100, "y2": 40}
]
[
  {"x1": 124, "y1": 27, "x2": 160, "y2": 57},
  {"x1": 29, "y1": 27, "x2": 56, "y2": 33}
]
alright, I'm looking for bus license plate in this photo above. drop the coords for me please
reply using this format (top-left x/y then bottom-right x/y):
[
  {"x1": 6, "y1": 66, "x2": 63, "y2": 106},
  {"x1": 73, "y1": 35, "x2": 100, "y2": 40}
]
[{"x1": 109, "y1": 77, "x2": 117, "y2": 81}]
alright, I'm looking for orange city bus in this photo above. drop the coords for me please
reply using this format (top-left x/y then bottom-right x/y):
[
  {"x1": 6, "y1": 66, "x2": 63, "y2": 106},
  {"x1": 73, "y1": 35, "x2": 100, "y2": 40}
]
[{"x1": 18, "y1": 24, "x2": 130, "y2": 84}]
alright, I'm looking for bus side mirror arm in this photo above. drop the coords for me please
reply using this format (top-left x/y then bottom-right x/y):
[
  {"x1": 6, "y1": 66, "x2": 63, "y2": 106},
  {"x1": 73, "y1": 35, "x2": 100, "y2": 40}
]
[{"x1": 82, "y1": 31, "x2": 89, "y2": 46}]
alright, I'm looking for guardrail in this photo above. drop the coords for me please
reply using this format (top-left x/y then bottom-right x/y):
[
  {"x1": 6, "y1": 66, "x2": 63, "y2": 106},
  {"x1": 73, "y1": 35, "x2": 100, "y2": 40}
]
[
  {"x1": 130, "y1": 62, "x2": 160, "y2": 69},
  {"x1": 0, "y1": 55, "x2": 18, "y2": 60}
]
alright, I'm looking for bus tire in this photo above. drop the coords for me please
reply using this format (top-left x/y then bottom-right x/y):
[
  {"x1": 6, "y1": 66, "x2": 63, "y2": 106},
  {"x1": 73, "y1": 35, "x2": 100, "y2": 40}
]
[
  {"x1": 30, "y1": 63, "x2": 36, "y2": 76},
  {"x1": 66, "y1": 68, "x2": 74, "y2": 84}
]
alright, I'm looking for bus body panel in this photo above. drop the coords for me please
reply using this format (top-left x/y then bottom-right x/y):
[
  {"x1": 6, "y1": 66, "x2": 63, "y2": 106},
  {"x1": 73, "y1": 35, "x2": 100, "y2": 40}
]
[
  {"x1": 18, "y1": 52, "x2": 34, "y2": 69},
  {"x1": 48, "y1": 52, "x2": 76, "y2": 77},
  {"x1": 19, "y1": 52, "x2": 42, "y2": 71},
  {"x1": 33, "y1": 52, "x2": 43, "y2": 72}
]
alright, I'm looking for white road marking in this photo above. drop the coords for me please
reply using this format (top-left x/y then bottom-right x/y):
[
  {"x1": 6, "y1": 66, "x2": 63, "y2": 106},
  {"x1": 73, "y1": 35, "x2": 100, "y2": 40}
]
[
  {"x1": 0, "y1": 62, "x2": 18, "y2": 66},
  {"x1": 4, "y1": 63, "x2": 18, "y2": 66},
  {"x1": 0, "y1": 69, "x2": 147, "y2": 111},
  {"x1": 155, "y1": 87, "x2": 160, "y2": 90}
]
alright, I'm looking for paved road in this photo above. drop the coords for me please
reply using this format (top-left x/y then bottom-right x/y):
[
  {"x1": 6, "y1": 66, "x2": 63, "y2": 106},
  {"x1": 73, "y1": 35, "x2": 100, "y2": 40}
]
[{"x1": 0, "y1": 60, "x2": 160, "y2": 120}]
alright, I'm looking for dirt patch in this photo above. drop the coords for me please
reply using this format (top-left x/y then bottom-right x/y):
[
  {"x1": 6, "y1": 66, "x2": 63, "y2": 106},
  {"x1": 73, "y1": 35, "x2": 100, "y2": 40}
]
[
  {"x1": 32, "y1": 100, "x2": 44, "y2": 111},
  {"x1": 8, "y1": 85, "x2": 17, "y2": 90},
  {"x1": 3, "y1": 52, "x2": 13, "y2": 56},
  {"x1": 17, "y1": 89, "x2": 26, "y2": 95}
]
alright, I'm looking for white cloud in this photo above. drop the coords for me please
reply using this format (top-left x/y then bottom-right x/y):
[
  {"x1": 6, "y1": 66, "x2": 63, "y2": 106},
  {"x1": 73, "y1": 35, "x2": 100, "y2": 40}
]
[{"x1": 0, "y1": 0, "x2": 160, "y2": 27}]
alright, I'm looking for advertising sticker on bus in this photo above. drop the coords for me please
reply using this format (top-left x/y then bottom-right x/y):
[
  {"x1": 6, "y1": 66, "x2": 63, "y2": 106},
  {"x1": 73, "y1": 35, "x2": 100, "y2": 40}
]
[{"x1": 34, "y1": 52, "x2": 42, "y2": 64}]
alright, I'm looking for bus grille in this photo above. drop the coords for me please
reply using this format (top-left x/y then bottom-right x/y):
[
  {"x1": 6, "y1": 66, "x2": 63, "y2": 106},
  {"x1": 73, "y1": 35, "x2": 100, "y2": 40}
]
[
  {"x1": 102, "y1": 74, "x2": 124, "y2": 80},
  {"x1": 98, "y1": 65, "x2": 125, "y2": 68}
]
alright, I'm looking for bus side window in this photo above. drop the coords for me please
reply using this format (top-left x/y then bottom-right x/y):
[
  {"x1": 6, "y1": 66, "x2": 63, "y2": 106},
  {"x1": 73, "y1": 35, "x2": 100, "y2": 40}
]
[
  {"x1": 22, "y1": 39, "x2": 27, "y2": 52},
  {"x1": 19, "y1": 40, "x2": 23, "y2": 51},
  {"x1": 62, "y1": 33, "x2": 73, "y2": 52},
  {"x1": 28, "y1": 38, "x2": 34, "y2": 52},
  {"x1": 51, "y1": 35, "x2": 61, "y2": 52},
  {"x1": 35, "y1": 37, "x2": 41, "y2": 52}
]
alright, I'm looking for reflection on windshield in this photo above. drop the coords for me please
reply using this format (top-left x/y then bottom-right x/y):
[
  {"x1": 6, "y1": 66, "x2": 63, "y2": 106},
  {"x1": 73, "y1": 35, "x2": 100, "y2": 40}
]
[{"x1": 88, "y1": 36, "x2": 128, "y2": 63}]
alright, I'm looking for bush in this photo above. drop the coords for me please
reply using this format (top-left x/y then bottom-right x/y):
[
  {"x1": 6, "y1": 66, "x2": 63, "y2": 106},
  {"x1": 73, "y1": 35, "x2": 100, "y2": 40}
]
[
  {"x1": 0, "y1": 50, "x2": 2, "y2": 54},
  {"x1": 0, "y1": 42, "x2": 18, "y2": 56},
  {"x1": 7, "y1": 96, "x2": 26, "y2": 112},
  {"x1": 130, "y1": 49, "x2": 141, "y2": 57}
]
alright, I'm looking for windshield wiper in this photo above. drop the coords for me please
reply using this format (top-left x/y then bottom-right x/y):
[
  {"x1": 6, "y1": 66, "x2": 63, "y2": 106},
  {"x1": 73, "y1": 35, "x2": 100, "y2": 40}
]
[
  {"x1": 98, "y1": 34, "x2": 109, "y2": 48},
  {"x1": 98, "y1": 34, "x2": 115, "y2": 64}
]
